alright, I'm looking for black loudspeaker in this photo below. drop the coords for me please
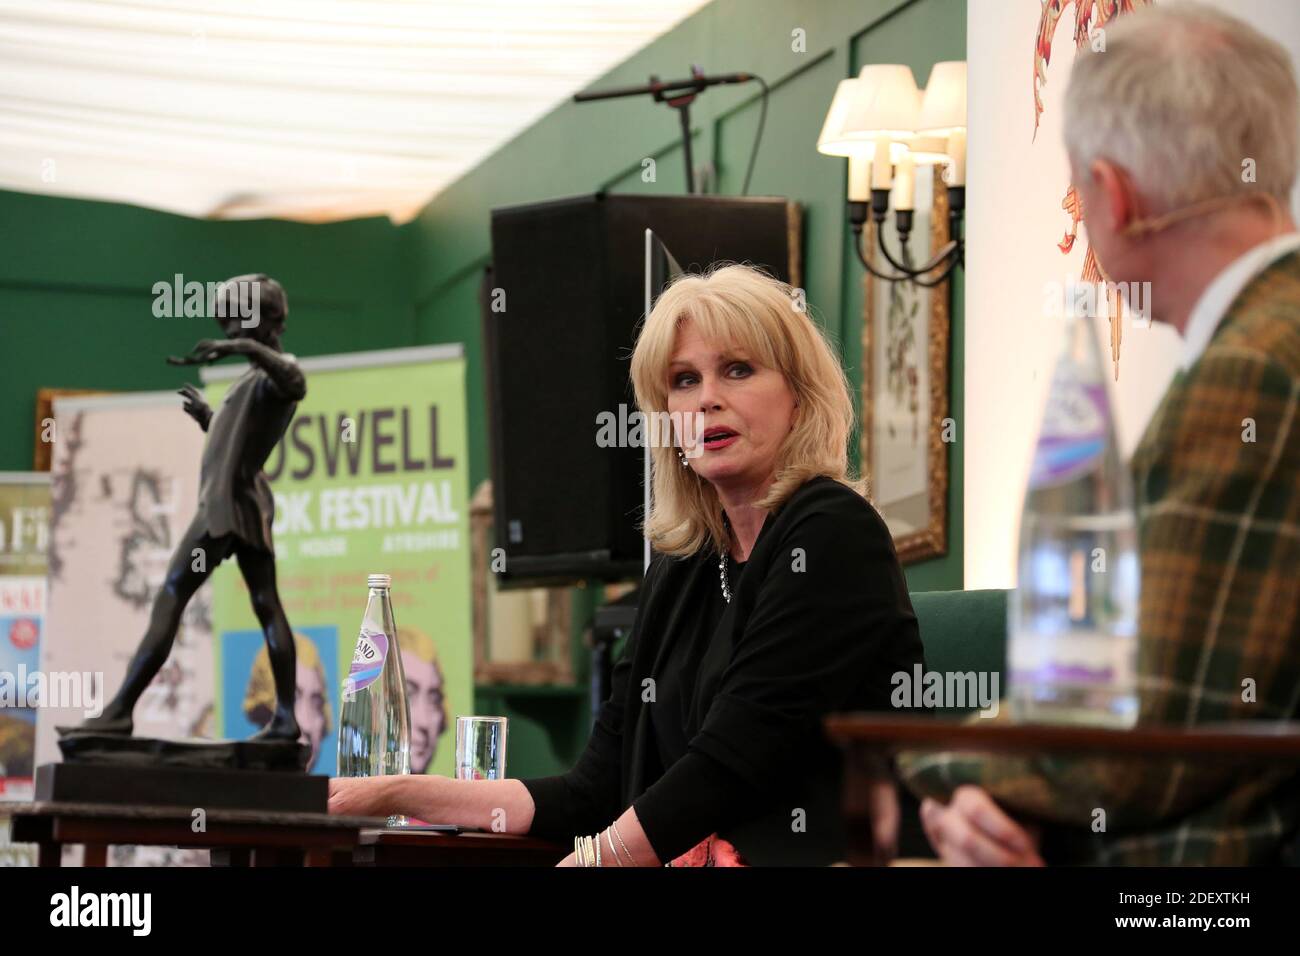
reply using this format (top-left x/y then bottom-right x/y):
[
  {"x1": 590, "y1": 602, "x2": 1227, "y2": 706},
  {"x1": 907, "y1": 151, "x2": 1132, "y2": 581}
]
[{"x1": 484, "y1": 193, "x2": 802, "y2": 585}]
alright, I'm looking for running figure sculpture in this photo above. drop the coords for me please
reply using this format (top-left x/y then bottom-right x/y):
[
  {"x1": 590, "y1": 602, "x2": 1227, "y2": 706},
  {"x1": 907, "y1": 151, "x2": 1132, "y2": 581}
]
[{"x1": 64, "y1": 274, "x2": 304, "y2": 745}]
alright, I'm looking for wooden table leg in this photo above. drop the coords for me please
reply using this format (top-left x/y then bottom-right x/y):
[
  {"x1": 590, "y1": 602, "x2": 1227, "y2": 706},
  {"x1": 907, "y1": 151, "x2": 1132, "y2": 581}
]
[
  {"x1": 352, "y1": 845, "x2": 376, "y2": 866},
  {"x1": 304, "y1": 848, "x2": 334, "y2": 867},
  {"x1": 83, "y1": 844, "x2": 108, "y2": 867},
  {"x1": 37, "y1": 842, "x2": 63, "y2": 867},
  {"x1": 250, "y1": 847, "x2": 306, "y2": 866},
  {"x1": 210, "y1": 848, "x2": 251, "y2": 867}
]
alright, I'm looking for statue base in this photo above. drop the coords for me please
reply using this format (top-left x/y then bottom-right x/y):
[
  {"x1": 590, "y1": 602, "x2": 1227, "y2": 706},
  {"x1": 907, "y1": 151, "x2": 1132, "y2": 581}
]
[
  {"x1": 56, "y1": 732, "x2": 311, "y2": 771},
  {"x1": 42, "y1": 734, "x2": 323, "y2": 814}
]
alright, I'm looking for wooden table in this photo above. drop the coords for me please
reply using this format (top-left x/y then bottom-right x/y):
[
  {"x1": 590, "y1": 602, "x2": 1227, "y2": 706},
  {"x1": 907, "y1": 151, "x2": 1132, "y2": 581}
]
[
  {"x1": 823, "y1": 714, "x2": 1300, "y2": 865},
  {"x1": 3, "y1": 801, "x2": 381, "y2": 867},
  {"x1": 2, "y1": 801, "x2": 570, "y2": 867}
]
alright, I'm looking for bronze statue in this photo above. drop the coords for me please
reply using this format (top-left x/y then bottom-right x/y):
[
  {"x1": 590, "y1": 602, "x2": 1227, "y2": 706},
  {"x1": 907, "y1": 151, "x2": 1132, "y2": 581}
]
[{"x1": 64, "y1": 274, "x2": 304, "y2": 747}]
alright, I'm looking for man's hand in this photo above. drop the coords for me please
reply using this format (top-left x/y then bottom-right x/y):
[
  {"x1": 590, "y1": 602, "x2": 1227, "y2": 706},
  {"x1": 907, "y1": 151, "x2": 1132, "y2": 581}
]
[
  {"x1": 167, "y1": 338, "x2": 249, "y2": 366},
  {"x1": 177, "y1": 384, "x2": 212, "y2": 431},
  {"x1": 920, "y1": 785, "x2": 1045, "y2": 866}
]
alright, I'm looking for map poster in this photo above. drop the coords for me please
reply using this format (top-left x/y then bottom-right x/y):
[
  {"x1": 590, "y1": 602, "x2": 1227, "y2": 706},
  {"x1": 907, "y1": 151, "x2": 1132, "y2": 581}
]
[{"x1": 36, "y1": 393, "x2": 213, "y2": 764}]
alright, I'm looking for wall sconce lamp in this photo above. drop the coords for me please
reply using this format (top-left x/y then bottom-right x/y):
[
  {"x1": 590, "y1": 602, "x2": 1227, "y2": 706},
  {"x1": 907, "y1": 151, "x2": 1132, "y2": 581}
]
[{"x1": 818, "y1": 61, "x2": 966, "y2": 287}]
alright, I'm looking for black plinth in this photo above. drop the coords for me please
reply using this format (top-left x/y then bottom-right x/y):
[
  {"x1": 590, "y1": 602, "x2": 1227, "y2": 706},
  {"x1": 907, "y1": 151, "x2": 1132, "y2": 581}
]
[
  {"x1": 36, "y1": 762, "x2": 327, "y2": 814},
  {"x1": 44, "y1": 733, "x2": 322, "y2": 814},
  {"x1": 56, "y1": 732, "x2": 310, "y2": 771}
]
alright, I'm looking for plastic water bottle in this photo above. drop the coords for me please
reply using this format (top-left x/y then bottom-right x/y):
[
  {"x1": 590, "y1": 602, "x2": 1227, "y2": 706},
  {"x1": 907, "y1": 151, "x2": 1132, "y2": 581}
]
[
  {"x1": 337, "y1": 573, "x2": 413, "y2": 825},
  {"x1": 1008, "y1": 309, "x2": 1140, "y2": 727}
]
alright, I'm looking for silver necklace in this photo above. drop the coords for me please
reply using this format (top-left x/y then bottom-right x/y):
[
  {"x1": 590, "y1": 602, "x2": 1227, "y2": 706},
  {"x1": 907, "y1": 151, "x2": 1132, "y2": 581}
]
[{"x1": 719, "y1": 551, "x2": 731, "y2": 603}]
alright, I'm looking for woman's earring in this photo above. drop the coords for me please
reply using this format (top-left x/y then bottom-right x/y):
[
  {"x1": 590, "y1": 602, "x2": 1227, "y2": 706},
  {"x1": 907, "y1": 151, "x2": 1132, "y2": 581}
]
[{"x1": 677, "y1": 449, "x2": 689, "y2": 467}]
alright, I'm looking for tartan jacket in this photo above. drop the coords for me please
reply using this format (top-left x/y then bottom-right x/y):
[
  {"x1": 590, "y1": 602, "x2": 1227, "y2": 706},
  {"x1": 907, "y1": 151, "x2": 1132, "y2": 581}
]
[{"x1": 901, "y1": 249, "x2": 1300, "y2": 865}]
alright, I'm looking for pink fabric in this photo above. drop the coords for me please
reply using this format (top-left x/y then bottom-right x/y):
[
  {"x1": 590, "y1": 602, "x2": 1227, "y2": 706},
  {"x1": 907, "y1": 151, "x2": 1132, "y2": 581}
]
[{"x1": 666, "y1": 833, "x2": 749, "y2": 867}]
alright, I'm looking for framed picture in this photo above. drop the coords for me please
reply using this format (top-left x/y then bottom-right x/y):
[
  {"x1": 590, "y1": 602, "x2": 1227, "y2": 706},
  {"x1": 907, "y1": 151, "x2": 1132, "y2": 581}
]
[
  {"x1": 33, "y1": 388, "x2": 106, "y2": 471},
  {"x1": 860, "y1": 166, "x2": 950, "y2": 564}
]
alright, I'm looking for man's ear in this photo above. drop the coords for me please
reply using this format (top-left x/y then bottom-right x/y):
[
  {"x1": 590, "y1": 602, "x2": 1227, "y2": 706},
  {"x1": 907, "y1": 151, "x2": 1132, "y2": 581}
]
[{"x1": 1090, "y1": 158, "x2": 1144, "y2": 235}]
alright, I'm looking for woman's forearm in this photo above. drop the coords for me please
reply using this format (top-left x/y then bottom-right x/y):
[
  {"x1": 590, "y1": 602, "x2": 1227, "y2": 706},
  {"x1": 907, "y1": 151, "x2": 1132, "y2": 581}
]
[
  {"x1": 393, "y1": 775, "x2": 537, "y2": 835},
  {"x1": 605, "y1": 806, "x2": 661, "y2": 866},
  {"x1": 332, "y1": 776, "x2": 664, "y2": 864},
  {"x1": 558, "y1": 805, "x2": 661, "y2": 867}
]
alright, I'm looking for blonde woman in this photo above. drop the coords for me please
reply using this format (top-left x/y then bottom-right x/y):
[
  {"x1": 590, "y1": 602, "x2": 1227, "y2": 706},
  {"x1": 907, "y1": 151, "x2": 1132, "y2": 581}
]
[{"x1": 330, "y1": 264, "x2": 923, "y2": 865}]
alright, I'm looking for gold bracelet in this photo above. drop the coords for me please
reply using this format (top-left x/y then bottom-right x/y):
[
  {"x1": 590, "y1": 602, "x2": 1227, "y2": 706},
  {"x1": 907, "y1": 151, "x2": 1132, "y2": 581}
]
[
  {"x1": 605, "y1": 828, "x2": 624, "y2": 866},
  {"x1": 611, "y1": 821, "x2": 637, "y2": 867}
]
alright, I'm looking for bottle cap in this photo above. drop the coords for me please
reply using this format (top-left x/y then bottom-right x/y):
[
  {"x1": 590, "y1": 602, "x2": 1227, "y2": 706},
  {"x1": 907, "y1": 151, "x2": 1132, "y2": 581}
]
[{"x1": 367, "y1": 573, "x2": 392, "y2": 589}]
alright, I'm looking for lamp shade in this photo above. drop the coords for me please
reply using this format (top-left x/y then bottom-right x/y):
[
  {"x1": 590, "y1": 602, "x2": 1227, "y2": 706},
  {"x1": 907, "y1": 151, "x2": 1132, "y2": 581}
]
[
  {"x1": 816, "y1": 64, "x2": 921, "y2": 156},
  {"x1": 903, "y1": 135, "x2": 953, "y2": 166},
  {"x1": 916, "y1": 61, "x2": 967, "y2": 134}
]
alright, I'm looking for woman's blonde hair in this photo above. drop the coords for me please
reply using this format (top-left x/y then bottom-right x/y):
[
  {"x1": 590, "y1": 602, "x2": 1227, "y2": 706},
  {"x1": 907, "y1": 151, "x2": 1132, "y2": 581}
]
[{"x1": 629, "y1": 263, "x2": 864, "y2": 557}]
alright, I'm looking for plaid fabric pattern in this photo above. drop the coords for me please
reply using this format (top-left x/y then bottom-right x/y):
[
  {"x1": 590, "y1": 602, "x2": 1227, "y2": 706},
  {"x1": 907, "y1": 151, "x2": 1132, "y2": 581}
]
[{"x1": 900, "y1": 250, "x2": 1300, "y2": 864}]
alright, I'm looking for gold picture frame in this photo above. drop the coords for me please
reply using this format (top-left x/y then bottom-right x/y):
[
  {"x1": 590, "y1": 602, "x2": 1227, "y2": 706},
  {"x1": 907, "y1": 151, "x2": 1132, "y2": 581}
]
[
  {"x1": 33, "y1": 388, "x2": 107, "y2": 471},
  {"x1": 860, "y1": 166, "x2": 950, "y2": 564}
]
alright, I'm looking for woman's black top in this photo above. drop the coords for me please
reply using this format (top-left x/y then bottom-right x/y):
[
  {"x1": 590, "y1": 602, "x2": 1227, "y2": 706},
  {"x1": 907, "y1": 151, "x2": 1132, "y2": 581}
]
[{"x1": 520, "y1": 476, "x2": 924, "y2": 865}]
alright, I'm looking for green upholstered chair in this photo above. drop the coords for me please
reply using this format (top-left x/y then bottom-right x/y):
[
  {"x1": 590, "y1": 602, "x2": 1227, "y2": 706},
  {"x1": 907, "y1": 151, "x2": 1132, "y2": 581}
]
[{"x1": 908, "y1": 589, "x2": 1009, "y2": 719}]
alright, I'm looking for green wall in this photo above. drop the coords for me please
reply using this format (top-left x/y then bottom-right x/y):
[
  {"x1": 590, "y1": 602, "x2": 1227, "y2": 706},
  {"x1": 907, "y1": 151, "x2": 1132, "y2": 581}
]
[
  {"x1": 0, "y1": 0, "x2": 966, "y2": 777},
  {"x1": 0, "y1": 189, "x2": 413, "y2": 444}
]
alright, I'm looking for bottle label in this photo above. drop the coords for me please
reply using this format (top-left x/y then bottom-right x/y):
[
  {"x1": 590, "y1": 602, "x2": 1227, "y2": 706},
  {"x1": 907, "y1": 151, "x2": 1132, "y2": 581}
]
[
  {"x1": 1011, "y1": 662, "x2": 1117, "y2": 685},
  {"x1": 347, "y1": 629, "x2": 388, "y2": 693},
  {"x1": 1029, "y1": 368, "x2": 1108, "y2": 489}
]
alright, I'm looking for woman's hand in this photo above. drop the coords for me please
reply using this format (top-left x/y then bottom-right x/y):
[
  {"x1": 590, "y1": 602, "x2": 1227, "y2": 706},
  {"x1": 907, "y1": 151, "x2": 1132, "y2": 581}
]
[
  {"x1": 919, "y1": 785, "x2": 1045, "y2": 866},
  {"x1": 555, "y1": 852, "x2": 577, "y2": 867},
  {"x1": 328, "y1": 776, "x2": 403, "y2": 818}
]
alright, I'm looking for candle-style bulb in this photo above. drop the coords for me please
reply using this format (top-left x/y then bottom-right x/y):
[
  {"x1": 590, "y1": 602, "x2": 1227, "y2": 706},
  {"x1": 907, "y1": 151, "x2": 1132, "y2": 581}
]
[
  {"x1": 894, "y1": 155, "x2": 916, "y2": 212},
  {"x1": 870, "y1": 137, "x2": 893, "y2": 190},
  {"x1": 848, "y1": 154, "x2": 871, "y2": 202},
  {"x1": 947, "y1": 129, "x2": 966, "y2": 187}
]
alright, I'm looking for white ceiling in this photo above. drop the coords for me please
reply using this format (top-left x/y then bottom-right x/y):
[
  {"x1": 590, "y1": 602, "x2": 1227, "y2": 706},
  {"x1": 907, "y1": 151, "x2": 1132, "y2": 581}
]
[{"x1": 0, "y1": 0, "x2": 709, "y2": 222}]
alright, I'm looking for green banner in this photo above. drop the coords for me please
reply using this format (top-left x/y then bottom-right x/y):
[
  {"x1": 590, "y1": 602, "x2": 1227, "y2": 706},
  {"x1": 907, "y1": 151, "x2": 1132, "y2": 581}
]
[{"x1": 207, "y1": 348, "x2": 470, "y2": 778}]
